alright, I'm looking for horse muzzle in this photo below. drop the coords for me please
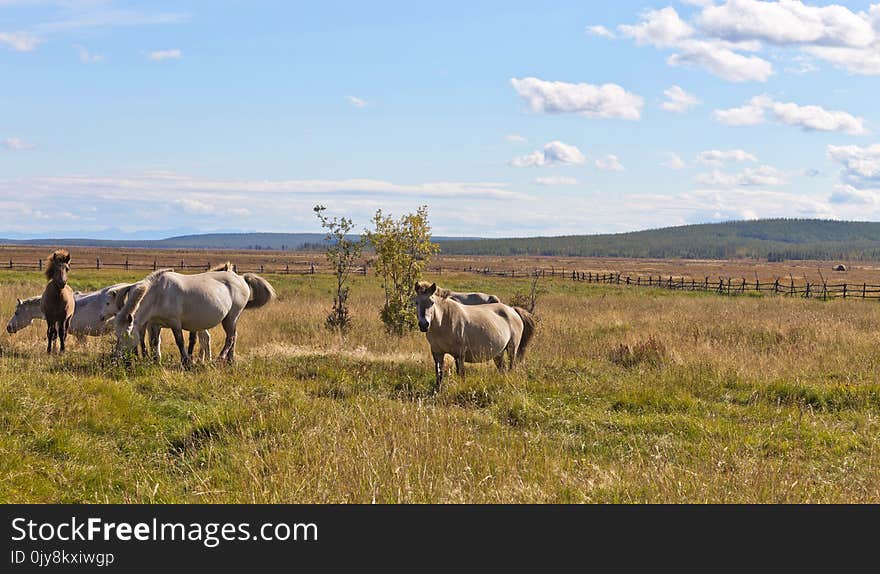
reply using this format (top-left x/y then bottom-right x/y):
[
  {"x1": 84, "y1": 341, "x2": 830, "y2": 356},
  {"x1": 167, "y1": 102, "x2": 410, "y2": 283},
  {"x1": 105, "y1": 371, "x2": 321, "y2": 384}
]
[
  {"x1": 418, "y1": 321, "x2": 429, "y2": 332},
  {"x1": 5, "y1": 324, "x2": 13, "y2": 334}
]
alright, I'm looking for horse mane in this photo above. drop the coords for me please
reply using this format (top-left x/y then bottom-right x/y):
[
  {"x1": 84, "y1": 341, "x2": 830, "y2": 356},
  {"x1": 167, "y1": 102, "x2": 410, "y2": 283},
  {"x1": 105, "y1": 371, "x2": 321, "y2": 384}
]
[
  {"x1": 45, "y1": 249, "x2": 70, "y2": 280},
  {"x1": 18, "y1": 295, "x2": 41, "y2": 307},
  {"x1": 113, "y1": 269, "x2": 171, "y2": 327},
  {"x1": 114, "y1": 281, "x2": 149, "y2": 327},
  {"x1": 209, "y1": 262, "x2": 233, "y2": 272},
  {"x1": 415, "y1": 280, "x2": 450, "y2": 299}
]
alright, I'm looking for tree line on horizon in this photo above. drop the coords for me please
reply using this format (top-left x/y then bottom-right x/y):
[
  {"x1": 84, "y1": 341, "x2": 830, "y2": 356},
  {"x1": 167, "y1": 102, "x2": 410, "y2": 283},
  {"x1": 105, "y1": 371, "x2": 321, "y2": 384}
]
[{"x1": 435, "y1": 219, "x2": 880, "y2": 262}]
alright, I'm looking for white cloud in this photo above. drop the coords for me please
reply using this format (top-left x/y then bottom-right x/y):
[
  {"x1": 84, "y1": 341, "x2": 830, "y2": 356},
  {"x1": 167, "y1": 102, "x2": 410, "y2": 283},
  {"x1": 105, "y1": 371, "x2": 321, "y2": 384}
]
[
  {"x1": 615, "y1": 7, "x2": 773, "y2": 82},
  {"x1": 619, "y1": 7, "x2": 694, "y2": 48},
  {"x1": 697, "y1": 0, "x2": 875, "y2": 48},
  {"x1": 505, "y1": 134, "x2": 527, "y2": 143},
  {"x1": 74, "y1": 44, "x2": 103, "y2": 63},
  {"x1": 586, "y1": 25, "x2": 615, "y2": 39},
  {"x1": 697, "y1": 149, "x2": 758, "y2": 166},
  {"x1": 147, "y1": 49, "x2": 181, "y2": 61},
  {"x1": 534, "y1": 176, "x2": 578, "y2": 186},
  {"x1": 695, "y1": 164, "x2": 786, "y2": 186},
  {"x1": 830, "y1": 184, "x2": 880, "y2": 205},
  {"x1": 713, "y1": 96, "x2": 766, "y2": 125},
  {"x1": 346, "y1": 95, "x2": 368, "y2": 108},
  {"x1": 0, "y1": 31, "x2": 41, "y2": 52},
  {"x1": 510, "y1": 77, "x2": 644, "y2": 120},
  {"x1": 510, "y1": 141, "x2": 586, "y2": 168},
  {"x1": 714, "y1": 95, "x2": 867, "y2": 134},
  {"x1": 827, "y1": 144, "x2": 880, "y2": 187},
  {"x1": 662, "y1": 153, "x2": 687, "y2": 170},
  {"x1": 668, "y1": 39, "x2": 773, "y2": 82},
  {"x1": 2, "y1": 137, "x2": 36, "y2": 150},
  {"x1": 609, "y1": 1, "x2": 880, "y2": 79},
  {"x1": 660, "y1": 85, "x2": 701, "y2": 113},
  {"x1": 18, "y1": 172, "x2": 533, "y2": 201},
  {"x1": 595, "y1": 154, "x2": 624, "y2": 172}
]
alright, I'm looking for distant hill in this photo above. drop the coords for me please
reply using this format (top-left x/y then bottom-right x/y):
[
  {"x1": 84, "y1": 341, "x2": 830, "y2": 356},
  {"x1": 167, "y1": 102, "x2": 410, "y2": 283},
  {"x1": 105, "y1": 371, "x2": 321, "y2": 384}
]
[
  {"x1": 0, "y1": 232, "x2": 475, "y2": 251},
  {"x1": 5, "y1": 220, "x2": 880, "y2": 261},
  {"x1": 438, "y1": 219, "x2": 880, "y2": 261}
]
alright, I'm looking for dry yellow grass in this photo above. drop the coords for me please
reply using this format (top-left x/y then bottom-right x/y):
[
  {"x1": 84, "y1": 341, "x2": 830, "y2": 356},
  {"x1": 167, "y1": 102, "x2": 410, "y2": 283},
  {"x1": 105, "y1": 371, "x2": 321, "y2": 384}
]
[{"x1": 1, "y1": 267, "x2": 879, "y2": 503}]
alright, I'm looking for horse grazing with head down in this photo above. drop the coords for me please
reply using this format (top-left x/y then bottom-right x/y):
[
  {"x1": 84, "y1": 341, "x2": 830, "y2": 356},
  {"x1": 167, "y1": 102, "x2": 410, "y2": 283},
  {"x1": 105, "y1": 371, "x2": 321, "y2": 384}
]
[
  {"x1": 413, "y1": 281, "x2": 534, "y2": 392},
  {"x1": 40, "y1": 249, "x2": 75, "y2": 354},
  {"x1": 114, "y1": 266, "x2": 275, "y2": 367}
]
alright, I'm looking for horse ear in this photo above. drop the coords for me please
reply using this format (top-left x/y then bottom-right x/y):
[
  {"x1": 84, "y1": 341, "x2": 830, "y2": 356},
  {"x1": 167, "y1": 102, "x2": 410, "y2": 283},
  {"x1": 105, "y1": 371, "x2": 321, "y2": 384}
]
[
  {"x1": 115, "y1": 285, "x2": 133, "y2": 309},
  {"x1": 16, "y1": 298, "x2": 21, "y2": 305},
  {"x1": 429, "y1": 283, "x2": 437, "y2": 295}
]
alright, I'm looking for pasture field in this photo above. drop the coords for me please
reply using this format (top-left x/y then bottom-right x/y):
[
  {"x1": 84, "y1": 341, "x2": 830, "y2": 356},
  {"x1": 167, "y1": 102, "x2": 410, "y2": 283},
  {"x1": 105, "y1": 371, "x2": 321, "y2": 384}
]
[{"x1": 1, "y1": 266, "x2": 879, "y2": 503}]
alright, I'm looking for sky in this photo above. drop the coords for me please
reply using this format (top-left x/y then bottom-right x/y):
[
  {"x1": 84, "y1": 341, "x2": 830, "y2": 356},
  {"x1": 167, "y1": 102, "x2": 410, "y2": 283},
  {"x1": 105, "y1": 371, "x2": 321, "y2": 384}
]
[{"x1": 2, "y1": 0, "x2": 880, "y2": 239}]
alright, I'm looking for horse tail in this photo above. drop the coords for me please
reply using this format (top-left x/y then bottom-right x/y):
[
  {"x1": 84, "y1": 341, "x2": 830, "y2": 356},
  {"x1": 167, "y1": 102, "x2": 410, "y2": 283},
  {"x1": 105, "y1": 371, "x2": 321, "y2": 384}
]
[
  {"x1": 243, "y1": 273, "x2": 276, "y2": 309},
  {"x1": 513, "y1": 306, "x2": 535, "y2": 361}
]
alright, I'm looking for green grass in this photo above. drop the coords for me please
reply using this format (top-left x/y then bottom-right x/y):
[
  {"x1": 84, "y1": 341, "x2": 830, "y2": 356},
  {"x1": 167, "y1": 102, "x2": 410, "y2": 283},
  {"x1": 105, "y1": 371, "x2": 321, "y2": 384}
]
[{"x1": 1, "y1": 270, "x2": 879, "y2": 503}]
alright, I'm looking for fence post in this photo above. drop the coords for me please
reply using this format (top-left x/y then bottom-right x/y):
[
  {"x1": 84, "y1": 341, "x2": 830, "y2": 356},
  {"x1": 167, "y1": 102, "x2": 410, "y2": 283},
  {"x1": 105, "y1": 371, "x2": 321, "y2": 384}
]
[
  {"x1": 843, "y1": 283, "x2": 847, "y2": 299},
  {"x1": 96, "y1": 258, "x2": 100, "y2": 270},
  {"x1": 38, "y1": 259, "x2": 43, "y2": 272},
  {"x1": 181, "y1": 260, "x2": 185, "y2": 269},
  {"x1": 863, "y1": 283, "x2": 867, "y2": 299},
  {"x1": 285, "y1": 264, "x2": 290, "y2": 274},
  {"x1": 8, "y1": 259, "x2": 12, "y2": 269},
  {"x1": 125, "y1": 258, "x2": 129, "y2": 271},
  {"x1": 153, "y1": 259, "x2": 158, "y2": 271}
]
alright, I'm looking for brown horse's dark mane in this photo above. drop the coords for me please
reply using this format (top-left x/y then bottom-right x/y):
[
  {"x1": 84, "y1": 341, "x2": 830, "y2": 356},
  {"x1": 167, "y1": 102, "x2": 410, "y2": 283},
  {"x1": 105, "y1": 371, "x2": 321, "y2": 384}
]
[{"x1": 45, "y1": 249, "x2": 71, "y2": 280}]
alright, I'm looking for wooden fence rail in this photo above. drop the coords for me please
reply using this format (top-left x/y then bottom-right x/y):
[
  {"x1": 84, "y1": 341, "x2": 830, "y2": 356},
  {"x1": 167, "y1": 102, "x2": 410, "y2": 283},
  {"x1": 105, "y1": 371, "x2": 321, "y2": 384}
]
[
  {"x1": 461, "y1": 265, "x2": 880, "y2": 301},
  {"x1": 3, "y1": 256, "x2": 877, "y2": 301}
]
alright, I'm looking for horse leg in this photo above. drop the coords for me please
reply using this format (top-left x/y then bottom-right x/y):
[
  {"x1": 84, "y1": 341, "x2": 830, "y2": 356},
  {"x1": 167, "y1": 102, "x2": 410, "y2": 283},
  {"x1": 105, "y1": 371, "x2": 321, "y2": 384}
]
[
  {"x1": 58, "y1": 321, "x2": 67, "y2": 353},
  {"x1": 508, "y1": 339, "x2": 518, "y2": 371},
  {"x1": 187, "y1": 331, "x2": 197, "y2": 358},
  {"x1": 171, "y1": 327, "x2": 192, "y2": 368},
  {"x1": 149, "y1": 326, "x2": 162, "y2": 362},
  {"x1": 139, "y1": 324, "x2": 150, "y2": 358},
  {"x1": 432, "y1": 352, "x2": 445, "y2": 392},
  {"x1": 494, "y1": 355, "x2": 506, "y2": 372},
  {"x1": 198, "y1": 331, "x2": 211, "y2": 361},
  {"x1": 46, "y1": 324, "x2": 55, "y2": 354},
  {"x1": 218, "y1": 314, "x2": 240, "y2": 364},
  {"x1": 454, "y1": 355, "x2": 465, "y2": 379}
]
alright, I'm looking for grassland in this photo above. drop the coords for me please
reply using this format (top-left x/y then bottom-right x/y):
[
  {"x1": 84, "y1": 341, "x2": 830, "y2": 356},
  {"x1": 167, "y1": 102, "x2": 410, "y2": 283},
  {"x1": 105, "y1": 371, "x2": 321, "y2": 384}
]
[{"x1": 1, "y1": 266, "x2": 879, "y2": 503}]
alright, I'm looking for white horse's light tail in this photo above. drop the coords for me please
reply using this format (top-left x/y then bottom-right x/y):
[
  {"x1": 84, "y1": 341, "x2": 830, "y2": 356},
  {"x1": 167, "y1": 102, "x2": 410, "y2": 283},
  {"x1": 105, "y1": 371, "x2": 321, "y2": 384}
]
[
  {"x1": 243, "y1": 273, "x2": 276, "y2": 309},
  {"x1": 513, "y1": 306, "x2": 535, "y2": 360}
]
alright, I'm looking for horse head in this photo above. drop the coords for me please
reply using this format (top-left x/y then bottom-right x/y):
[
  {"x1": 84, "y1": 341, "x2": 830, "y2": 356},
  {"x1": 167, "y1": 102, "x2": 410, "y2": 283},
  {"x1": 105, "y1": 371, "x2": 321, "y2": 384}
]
[
  {"x1": 413, "y1": 281, "x2": 438, "y2": 332},
  {"x1": 6, "y1": 297, "x2": 36, "y2": 334},
  {"x1": 46, "y1": 249, "x2": 71, "y2": 289}
]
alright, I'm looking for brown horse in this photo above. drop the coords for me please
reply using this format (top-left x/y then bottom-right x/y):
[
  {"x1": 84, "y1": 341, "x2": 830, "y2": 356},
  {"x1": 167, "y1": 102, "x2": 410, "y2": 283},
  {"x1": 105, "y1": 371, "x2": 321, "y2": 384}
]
[{"x1": 40, "y1": 249, "x2": 75, "y2": 353}]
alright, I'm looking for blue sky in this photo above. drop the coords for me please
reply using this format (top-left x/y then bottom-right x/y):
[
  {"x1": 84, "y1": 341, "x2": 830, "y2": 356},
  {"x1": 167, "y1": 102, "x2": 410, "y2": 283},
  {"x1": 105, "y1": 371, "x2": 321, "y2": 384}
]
[{"x1": 2, "y1": 0, "x2": 880, "y2": 238}]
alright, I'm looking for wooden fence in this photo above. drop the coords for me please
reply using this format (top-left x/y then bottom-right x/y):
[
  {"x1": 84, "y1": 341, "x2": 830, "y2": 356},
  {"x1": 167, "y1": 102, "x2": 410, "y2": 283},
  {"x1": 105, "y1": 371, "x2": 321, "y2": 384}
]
[
  {"x1": 2, "y1": 255, "x2": 876, "y2": 301},
  {"x1": 466, "y1": 265, "x2": 880, "y2": 301}
]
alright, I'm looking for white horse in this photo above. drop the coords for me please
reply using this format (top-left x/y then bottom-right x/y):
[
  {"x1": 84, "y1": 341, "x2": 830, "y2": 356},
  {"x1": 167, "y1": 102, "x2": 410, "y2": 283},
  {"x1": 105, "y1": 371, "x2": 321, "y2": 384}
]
[
  {"x1": 6, "y1": 283, "x2": 129, "y2": 341},
  {"x1": 6, "y1": 283, "x2": 211, "y2": 359},
  {"x1": 100, "y1": 284, "x2": 211, "y2": 361},
  {"x1": 413, "y1": 282, "x2": 535, "y2": 391},
  {"x1": 115, "y1": 267, "x2": 275, "y2": 366}
]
